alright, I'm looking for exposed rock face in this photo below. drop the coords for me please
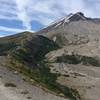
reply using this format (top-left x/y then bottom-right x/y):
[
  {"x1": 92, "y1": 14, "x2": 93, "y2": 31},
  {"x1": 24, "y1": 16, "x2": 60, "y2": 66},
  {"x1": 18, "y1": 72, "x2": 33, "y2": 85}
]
[
  {"x1": 42, "y1": 12, "x2": 100, "y2": 100},
  {"x1": 36, "y1": 12, "x2": 100, "y2": 47}
]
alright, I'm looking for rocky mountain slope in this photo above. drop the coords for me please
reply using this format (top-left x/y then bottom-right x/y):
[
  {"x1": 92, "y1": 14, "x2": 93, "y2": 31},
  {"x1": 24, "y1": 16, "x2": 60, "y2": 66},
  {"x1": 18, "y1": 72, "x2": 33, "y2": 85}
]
[
  {"x1": 1, "y1": 12, "x2": 100, "y2": 100},
  {"x1": 43, "y1": 12, "x2": 100, "y2": 100},
  {"x1": 37, "y1": 12, "x2": 100, "y2": 47}
]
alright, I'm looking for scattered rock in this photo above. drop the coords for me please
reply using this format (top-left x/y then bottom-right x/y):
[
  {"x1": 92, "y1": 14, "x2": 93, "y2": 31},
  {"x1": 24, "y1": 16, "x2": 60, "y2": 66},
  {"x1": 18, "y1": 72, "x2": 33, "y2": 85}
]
[
  {"x1": 14, "y1": 71, "x2": 18, "y2": 74},
  {"x1": 63, "y1": 74, "x2": 70, "y2": 77},
  {"x1": 21, "y1": 90, "x2": 29, "y2": 95},
  {"x1": 27, "y1": 96, "x2": 32, "y2": 99},
  {"x1": 4, "y1": 82, "x2": 17, "y2": 87}
]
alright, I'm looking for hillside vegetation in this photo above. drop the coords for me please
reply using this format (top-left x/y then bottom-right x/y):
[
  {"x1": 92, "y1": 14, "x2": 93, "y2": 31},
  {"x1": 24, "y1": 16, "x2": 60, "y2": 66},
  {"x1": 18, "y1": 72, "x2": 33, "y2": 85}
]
[{"x1": 0, "y1": 32, "x2": 81, "y2": 100}]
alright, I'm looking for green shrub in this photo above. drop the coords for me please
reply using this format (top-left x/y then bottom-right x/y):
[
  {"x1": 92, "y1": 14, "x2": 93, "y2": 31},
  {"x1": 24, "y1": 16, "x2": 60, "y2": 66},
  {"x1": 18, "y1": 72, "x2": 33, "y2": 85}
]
[
  {"x1": 0, "y1": 42, "x2": 17, "y2": 55},
  {"x1": 8, "y1": 59, "x2": 80, "y2": 100},
  {"x1": 56, "y1": 54, "x2": 100, "y2": 67}
]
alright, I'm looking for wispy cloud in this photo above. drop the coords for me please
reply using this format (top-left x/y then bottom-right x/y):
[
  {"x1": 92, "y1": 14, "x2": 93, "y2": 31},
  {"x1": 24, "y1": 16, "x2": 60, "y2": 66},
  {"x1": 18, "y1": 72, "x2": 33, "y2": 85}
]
[
  {"x1": 0, "y1": 26, "x2": 27, "y2": 33},
  {"x1": 15, "y1": 0, "x2": 100, "y2": 25},
  {"x1": 0, "y1": 35, "x2": 4, "y2": 37},
  {"x1": 0, "y1": 0, "x2": 100, "y2": 35},
  {"x1": 15, "y1": 0, "x2": 31, "y2": 30}
]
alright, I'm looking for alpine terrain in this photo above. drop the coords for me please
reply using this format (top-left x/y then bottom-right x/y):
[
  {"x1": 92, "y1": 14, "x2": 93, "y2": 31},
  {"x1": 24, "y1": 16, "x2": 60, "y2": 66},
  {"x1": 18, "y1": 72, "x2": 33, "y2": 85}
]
[{"x1": 1, "y1": 12, "x2": 100, "y2": 100}]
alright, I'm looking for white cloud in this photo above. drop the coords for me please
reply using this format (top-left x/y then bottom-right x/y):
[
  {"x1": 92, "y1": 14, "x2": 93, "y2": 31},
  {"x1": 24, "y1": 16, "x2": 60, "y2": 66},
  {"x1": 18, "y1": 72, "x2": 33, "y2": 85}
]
[
  {"x1": 0, "y1": 15, "x2": 17, "y2": 20},
  {"x1": 0, "y1": 0, "x2": 100, "y2": 34},
  {"x1": 0, "y1": 26, "x2": 29, "y2": 33},
  {"x1": 15, "y1": 0, "x2": 31, "y2": 30},
  {"x1": 22, "y1": 0, "x2": 100, "y2": 25},
  {"x1": 0, "y1": 35, "x2": 4, "y2": 37}
]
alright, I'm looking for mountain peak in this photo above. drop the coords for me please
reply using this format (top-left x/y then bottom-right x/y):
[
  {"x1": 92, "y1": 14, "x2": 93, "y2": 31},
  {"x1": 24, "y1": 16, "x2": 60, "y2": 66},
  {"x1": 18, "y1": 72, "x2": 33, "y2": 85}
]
[
  {"x1": 36, "y1": 12, "x2": 87, "y2": 34},
  {"x1": 76, "y1": 12, "x2": 84, "y2": 16},
  {"x1": 65, "y1": 12, "x2": 86, "y2": 23},
  {"x1": 47, "y1": 12, "x2": 86, "y2": 29}
]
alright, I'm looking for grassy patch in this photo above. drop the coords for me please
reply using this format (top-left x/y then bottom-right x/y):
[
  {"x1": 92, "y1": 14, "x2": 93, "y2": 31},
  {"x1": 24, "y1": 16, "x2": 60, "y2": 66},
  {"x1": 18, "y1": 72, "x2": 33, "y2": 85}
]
[
  {"x1": 7, "y1": 59, "x2": 81, "y2": 100},
  {"x1": 0, "y1": 42, "x2": 17, "y2": 56}
]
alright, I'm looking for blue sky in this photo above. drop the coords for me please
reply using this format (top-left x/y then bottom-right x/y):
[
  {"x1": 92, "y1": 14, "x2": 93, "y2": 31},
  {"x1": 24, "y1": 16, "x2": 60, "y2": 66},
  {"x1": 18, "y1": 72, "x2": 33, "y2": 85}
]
[{"x1": 0, "y1": 0, "x2": 100, "y2": 37}]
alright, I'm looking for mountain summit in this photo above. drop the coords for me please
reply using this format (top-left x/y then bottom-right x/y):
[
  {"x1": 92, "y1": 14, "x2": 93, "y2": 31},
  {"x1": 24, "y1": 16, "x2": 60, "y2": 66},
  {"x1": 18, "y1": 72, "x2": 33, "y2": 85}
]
[
  {"x1": 37, "y1": 12, "x2": 87, "y2": 34},
  {"x1": 50, "y1": 12, "x2": 86, "y2": 27}
]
